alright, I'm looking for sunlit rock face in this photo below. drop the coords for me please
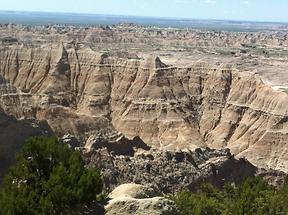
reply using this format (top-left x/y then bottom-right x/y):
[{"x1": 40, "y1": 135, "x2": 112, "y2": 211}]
[{"x1": 0, "y1": 44, "x2": 288, "y2": 172}]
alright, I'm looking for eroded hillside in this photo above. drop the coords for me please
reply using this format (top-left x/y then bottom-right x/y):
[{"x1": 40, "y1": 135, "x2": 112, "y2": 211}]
[{"x1": 0, "y1": 42, "x2": 287, "y2": 171}]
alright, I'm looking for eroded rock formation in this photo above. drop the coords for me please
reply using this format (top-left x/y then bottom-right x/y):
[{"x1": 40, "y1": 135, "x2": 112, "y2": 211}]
[
  {"x1": 86, "y1": 148, "x2": 260, "y2": 194},
  {"x1": 0, "y1": 43, "x2": 287, "y2": 172},
  {"x1": 105, "y1": 183, "x2": 179, "y2": 215},
  {"x1": 1, "y1": 23, "x2": 288, "y2": 49}
]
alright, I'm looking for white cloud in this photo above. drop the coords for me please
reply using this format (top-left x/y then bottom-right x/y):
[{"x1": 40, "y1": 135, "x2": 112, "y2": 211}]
[{"x1": 242, "y1": 0, "x2": 249, "y2": 4}]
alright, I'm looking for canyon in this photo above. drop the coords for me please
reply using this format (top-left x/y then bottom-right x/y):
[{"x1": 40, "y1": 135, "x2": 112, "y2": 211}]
[
  {"x1": 0, "y1": 44, "x2": 287, "y2": 171},
  {"x1": 1, "y1": 22, "x2": 288, "y2": 214},
  {"x1": 0, "y1": 24, "x2": 288, "y2": 176}
]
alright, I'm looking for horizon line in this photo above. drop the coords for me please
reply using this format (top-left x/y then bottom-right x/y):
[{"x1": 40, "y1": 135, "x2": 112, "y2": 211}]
[{"x1": 1, "y1": 9, "x2": 288, "y2": 25}]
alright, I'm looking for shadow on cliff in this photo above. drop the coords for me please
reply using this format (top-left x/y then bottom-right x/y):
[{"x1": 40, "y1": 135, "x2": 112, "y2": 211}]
[
  {"x1": 88, "y1": 136, "x2": 151, "y2": 156},
  {"x1": 0, "y1": 111, "x2": 55, "y2": 183},
  {"x1": 189, "y1": 156, "x2": 258, "y2": 190}
]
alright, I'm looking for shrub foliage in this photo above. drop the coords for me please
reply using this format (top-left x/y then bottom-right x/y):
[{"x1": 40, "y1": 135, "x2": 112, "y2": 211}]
[
  {"x1": 172, "y1": 177, "x2": 288, "y2": 215},
  {"x1": 0, "y1": 137, "x2": 103, "y2": 215}
]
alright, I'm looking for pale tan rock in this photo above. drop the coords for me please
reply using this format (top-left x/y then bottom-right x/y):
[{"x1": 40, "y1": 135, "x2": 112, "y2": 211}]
[
  {"x1": 108, "y1": 183, "x2": 154, "y2": 199},
  {"x1": 105, "y1": 183, "x2": 179, "y2": 215},
  {"x1": 0, "y1": 44, "x2": 288, "y2": 172}
]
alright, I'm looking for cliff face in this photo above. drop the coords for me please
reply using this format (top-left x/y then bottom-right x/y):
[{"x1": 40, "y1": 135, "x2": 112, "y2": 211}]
[{"x1": 0, "y1": 44, "x2": 288, "y2": 171}]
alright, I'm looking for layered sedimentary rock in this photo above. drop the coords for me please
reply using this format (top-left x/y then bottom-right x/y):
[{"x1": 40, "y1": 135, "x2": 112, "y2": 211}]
[
  {"x1": 1, "y1": 24, "x2": 288, "y2": 49},
  {"x1": 0, "y1": 44, "x2": 288, "y2": 172}
]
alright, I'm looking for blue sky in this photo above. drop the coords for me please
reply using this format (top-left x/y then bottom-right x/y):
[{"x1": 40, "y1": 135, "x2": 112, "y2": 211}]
[{"x1": 1, "y1": 0, "x2": 288, "y2": 22}]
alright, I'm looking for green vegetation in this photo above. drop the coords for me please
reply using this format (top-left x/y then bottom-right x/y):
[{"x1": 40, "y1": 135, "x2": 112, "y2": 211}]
[
  {"x1": 0, "y1": 137, "x2": 103, "y2": 215},
  {"x1": 172, "y1": 177, "x2": 288, "y2": 215}
]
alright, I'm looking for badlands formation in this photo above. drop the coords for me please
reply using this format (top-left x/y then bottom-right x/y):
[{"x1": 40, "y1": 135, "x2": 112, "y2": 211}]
[{"x1": 0, "y1": 23, "x2": 288, "y2": 177}]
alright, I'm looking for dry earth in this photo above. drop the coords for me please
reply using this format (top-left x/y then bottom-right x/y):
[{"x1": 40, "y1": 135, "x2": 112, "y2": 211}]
[{"x1": 0, "y1": 24, "x2": 288, "y2": 174}]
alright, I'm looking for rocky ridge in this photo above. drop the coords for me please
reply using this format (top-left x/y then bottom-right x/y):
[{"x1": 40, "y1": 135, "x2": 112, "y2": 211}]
[
  {"x1": 86, "y1": 147, "x2": 285, "y2": 194},
  {"x1": 1, "y1": 24, "x2": 288, "y2": 49},
  {"x1": 0, "y1": 43, "x2": 287, "y2": 171}
]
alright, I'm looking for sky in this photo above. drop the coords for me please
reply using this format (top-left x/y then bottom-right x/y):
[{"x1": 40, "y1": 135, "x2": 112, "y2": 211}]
[{"x1": 1, "y1": 0, "x2": 288, "y2": 22}]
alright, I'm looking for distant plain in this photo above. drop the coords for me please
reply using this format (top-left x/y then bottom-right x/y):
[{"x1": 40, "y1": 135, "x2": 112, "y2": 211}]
[{"x1": 0, "y1": 10, "x2": 288, "y2": 32}]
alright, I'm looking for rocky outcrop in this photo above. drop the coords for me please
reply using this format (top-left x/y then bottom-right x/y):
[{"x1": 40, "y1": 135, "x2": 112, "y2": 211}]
[
  {"x1": 85, "y1": 133, "x2": 150, "y2": 156},
  {"x1": 105, "y1": 183, "x2": 179, "y2": 215},
  {"x1": 0, "y1": 43, "x2": 287, "y2": 171},
  {"x1": 86, "y1": 148, "x2": 262, "y2": 194},
  {"x1": 87, "y1": 147, "x2": 286, "y2": 195}
]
